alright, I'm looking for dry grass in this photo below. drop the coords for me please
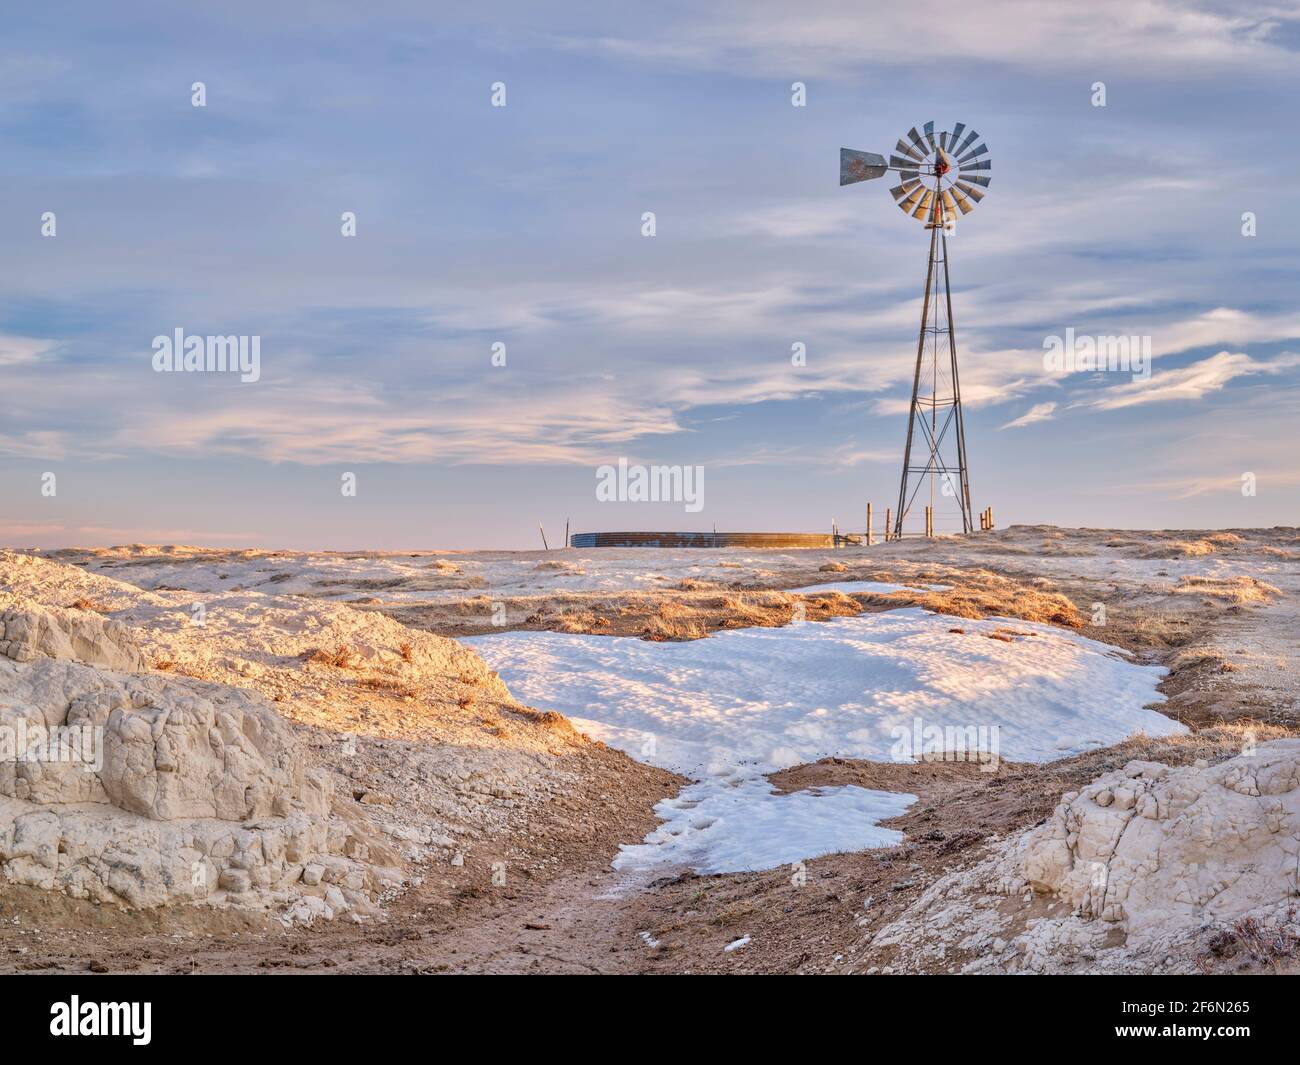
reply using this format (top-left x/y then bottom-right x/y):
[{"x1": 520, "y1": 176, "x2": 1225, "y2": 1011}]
[
  {"x1": 152, "y1": 657, "x2": 176, "y2": 672},
  {"x1": 1135, "y1": 538, "x2": 1217, "y2": 558},
  {"x1": 1171, "y1": 575, "x2": 1280, "y2": 604},
  {"x1": 895, "y1": 582, "x2": 1084, "y2": 629},
  {"x1": 710, "y1": 902, "x2": 756, "y2": 928},
  {"x1": 306, "y1": 644, "x2": 360, "y2": 669},
  {"x1": 358, "y1": 675, "x2": 417, "y2": 698},
  {"x1": 643, "y1": 614, "x2": 709, "y2": 641},
  {"x1": 1198, "y1": 914, "x2": 1300, "y2": 974},
  {"x1": 398, "y1": 642, "x2": 413, "y2": 663},
  {"x1": 68, "y1": 597, "x2": 111, "y2": 613}
]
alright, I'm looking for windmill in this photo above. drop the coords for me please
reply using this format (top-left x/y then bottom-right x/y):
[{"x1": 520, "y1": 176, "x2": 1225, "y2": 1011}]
[{"x1": 840, "y1": 121, "x2": 991, "y2": 537}]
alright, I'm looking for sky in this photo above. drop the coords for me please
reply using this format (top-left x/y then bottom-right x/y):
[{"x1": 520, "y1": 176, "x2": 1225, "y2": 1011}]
[{"x1": 1, "y1": 0, "x2": 1298, "y2": 549}]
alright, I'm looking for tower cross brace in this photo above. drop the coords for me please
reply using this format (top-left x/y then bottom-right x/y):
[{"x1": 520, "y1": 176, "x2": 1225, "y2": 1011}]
[{"x1": 894, "y1": 206, "x2": 974, "y2": 537}]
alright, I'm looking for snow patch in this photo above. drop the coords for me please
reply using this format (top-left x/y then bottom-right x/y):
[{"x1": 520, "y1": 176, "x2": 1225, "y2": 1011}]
[{"x1": 469, "y1": 610, "x2": 1179, "y2": 875}]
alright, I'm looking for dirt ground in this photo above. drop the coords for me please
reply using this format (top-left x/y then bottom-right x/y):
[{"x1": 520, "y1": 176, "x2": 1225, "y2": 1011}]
[{"x1": 3, "y1": 525, "x2": 1297, "y2": 974}]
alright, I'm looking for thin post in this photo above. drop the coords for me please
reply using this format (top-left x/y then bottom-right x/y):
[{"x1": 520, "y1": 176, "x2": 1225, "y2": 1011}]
[
  {"x1": 539, "y1": 523, "x2": 549, "y2": 551},
  {"x1": 564, "y1": 519, "x2": 570, "y2": 548},
  {"x1": 867, "y1": 502, "x2": 873, "y2": 546},
  {"x1": 885, "y1": 507, "x2": 892, "y2": 541},
  {"x1": 925, "y1": 506, "x2": 933, "y2": 538},
  {"x1": 987, "y1": 507, "x2": 993, "y2": 530}
]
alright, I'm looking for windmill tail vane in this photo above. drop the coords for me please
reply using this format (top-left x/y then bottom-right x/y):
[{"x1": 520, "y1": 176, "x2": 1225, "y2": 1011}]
[{"x1": 840, "y1": 120, "x2": 992, "y2": 538}]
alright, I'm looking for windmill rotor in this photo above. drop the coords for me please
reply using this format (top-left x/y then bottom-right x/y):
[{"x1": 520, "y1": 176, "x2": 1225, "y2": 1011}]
[{"x1": 840, "y1": 121, "x2": 993, "y2": 228}]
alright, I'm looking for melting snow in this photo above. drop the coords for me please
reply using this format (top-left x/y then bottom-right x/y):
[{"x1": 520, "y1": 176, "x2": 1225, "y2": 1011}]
[{"x1": 467, "y1": 609, "x2": 1181, "y2": 876}]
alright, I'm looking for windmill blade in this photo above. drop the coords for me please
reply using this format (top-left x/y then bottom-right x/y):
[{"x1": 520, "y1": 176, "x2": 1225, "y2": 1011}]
[
  {"x1": 840, "y1": 148, "x2": 888, "y2": 185},
  {"x1": 954, "y1": 129, "x2": 980, "y2": 158},
  {"x1": 949, "y1": 187, "x2": 975, "y2": 214},
  {"x1": 959, "y1": 159, "x2": 992, "y2": 173},
  {"x1": 959, "y1": 173, "x2": 991, "y2": 188},
  {"x1": 898, "y1": 187, "x2": 926, "y2": 214},
  {"x1": 928, "y1": 195, "x2": 943, "y2": 226},
  {"x1": 955, "y1": 182, "x2": 985, "y2": 203},
  {"x1": 911, "y1": 189, "x2": 934, "y2": 219},
  {"x1": 895, "y1": 139, "x2": 925, "y2": 162},
  {"x1": 941, "y1": 189, "x2": 963, "y2": 218},
  {"x1": 923, "y1": 121, "x2": 938, "y2": 152},
  {"x1": 906, "y1": 126, "x2": 928, "y2": 156},
  {"x1": 890, "y1": 179, "x2": 922, "y2": 200},
  {"x1": 889, "y1": 154, "x2": 924, "y2": 170},
  {"x1": 947, "y1": 122, "x2": 967, "y2": 155},
  {"x1": 957, "y1": 143, "x2": 988, "y2": 164}
]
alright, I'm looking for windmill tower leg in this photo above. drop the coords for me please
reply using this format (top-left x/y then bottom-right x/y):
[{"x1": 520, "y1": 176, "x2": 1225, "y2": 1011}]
[
  {"x1": 893, "y1": 207, "x2": 974, "y2": 537},
  {"x1": 940, "y1": 228, "x2": 975, "y2": 533},
  {"x1": 893, "y1": 222, "x2": 939, "y2": 539}
]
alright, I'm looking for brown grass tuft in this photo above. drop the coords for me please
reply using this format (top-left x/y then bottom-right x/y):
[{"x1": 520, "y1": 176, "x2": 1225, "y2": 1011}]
[
  {"x1": 1136, "y1": 539, "x2": 1217, "y2": 558},
  {"x1": 643, "y1": 614, "x2": 708, "y2": 641},
  {"x1": 358, "y1": 675, "x2": 417, "y2": 698},
  {"x1": 1171, "y1": 575, "x2": 1280, "y2": 605},
  {"x1": 306, "y1": 644, "x2": 360, "y2": 669}
]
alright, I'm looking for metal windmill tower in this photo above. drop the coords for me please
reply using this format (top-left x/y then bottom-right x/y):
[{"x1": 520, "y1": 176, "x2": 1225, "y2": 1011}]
[{"x1": 840, "y1": 121, "x2": 991, "y2": 537}]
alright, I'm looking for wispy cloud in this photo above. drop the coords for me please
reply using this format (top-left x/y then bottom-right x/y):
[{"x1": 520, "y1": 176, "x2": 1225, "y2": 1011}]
[
  {"x1": 1001, "y1": 401, "x2": 1057, "y2": 430},
  {"x1": 544, "y1": 0, "x2": 1300, "y2": 77},
  {"x1": 1085, "y1": 351, "x2": 1300, "y2": 411}
]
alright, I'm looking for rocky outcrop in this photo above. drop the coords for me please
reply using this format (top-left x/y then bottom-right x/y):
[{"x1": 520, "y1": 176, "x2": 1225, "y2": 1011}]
[
  {"x1": 0, "y1": 657, "x2": 383, "y2": 916},
  {"x1": 872, "y1": 741, "x2": 1300, "y2": 973},
  {"x1": 0, "y1": 603, "x2": 147, "y2": 672},
  {"x1": 1022, "y1": 742, "x2": 1300, "y2": 943},
  {"x1": 0, "y1": 658, "x2": 325, "y2": 818}
]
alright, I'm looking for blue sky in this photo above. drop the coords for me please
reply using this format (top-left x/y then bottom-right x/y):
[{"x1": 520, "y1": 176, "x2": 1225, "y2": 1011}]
[{"x1": 2, "y1": 1, "x2": 1298, "y2": 548}]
